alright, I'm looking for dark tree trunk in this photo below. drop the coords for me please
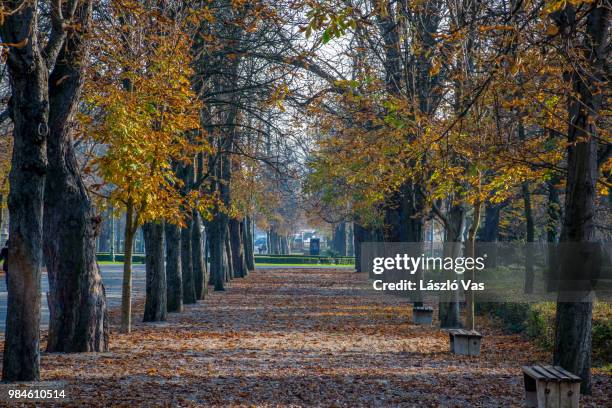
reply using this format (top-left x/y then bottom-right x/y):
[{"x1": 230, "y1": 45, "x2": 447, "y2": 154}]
[
  {"x1": 209, "y1": 217, "x2": 226, "y2": 291},
  {"x1": 229, "y1": 218, "x2": 245, "y2": 278},
  {"x1": 165, "y1": 223, "x2": 183, "y2": 312},
  {"x1": 143, "y1": 221, "x2": 166, "y2": 322},
  {"x1": 347, "y1": 223, "x2": 354, "y2": 256},
  {"x1": 239, "y1": 219, "x2": 250, "y2": 275},
  {"x1": 44, "y1": 0, "x2": 107, "y2": 353},
  {"x1": 109, "y1": 204, "x2": 116, "y2": 261},
  {"x1": 243, "y1": 217, "x2": 255, "y2": 272},
  {"x1": 353, "y1": 222, "x2": 370, "y2": 273},
  {"x1": 477, "y1": 202, "x2": 502, "y2": 268},
  {"x1": 478, "y1": 203, "x2": 501, "y2": 242},
  {"x1": 547, "y1": 177, "x2": 561, "y2": 243},
  {"x1": 192, "y1": 211, "x2": 206, "y2": 300},
  {"x1": 551, "y1": 3, "x2": 608, "y2": 394},
  {"x1": 1, "y1": 0, "x2": 48, "y2": 381},
  {"x1": 225, "y1": 228, "x2": 234, "y2": 280},
  {"x1": 181, "y1": 218, "x2": 196, "y2": 304},
  {"x1": 333, "y1": 223, "x2": 347, "y2": 256},
  {"x1": 268, "y1": 229, "x2": 276, "y2": 254}
]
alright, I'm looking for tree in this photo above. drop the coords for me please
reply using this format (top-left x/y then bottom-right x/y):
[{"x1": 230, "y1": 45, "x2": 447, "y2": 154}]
[
  {"x1": 550, "y1": 1, "x2": 609, "y2": 394},
  {"x1": 44, "y1": 0, "x2": 108, "y2": 353},
  {"x1": 82, "y1": 0, "x2": 206, "y2": 332}
]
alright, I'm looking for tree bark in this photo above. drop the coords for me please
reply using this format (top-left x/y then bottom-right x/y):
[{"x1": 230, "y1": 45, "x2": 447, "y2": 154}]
[
  {"x1": 143, "y1": 221, "x2": 166, "y2": 322},
  {"x1": 438, "y1": 202, "x2": 464, "y2": 329},
  {"x1": 333, "y1": 223, "x2": 347, "y2": 256},
  {"x1": 353, "y1": 222, "x2": 370, "y2": 273},
  {"x1": 181, "y1": 218, "x2": 196, "y2": 304},
  {"x1": 547, "y1": 177, "x2": 561, "y2": 243},
  {"x1": 192, "y1": 211, "x2": 206, "y2": 300},
  {"x1": 209, "y1": 217, "x2": 226, "y2": 291},
  {"x1": 165, "y1": 222, "x2": 183, "y2": 312},
  {"x1": 243, "y1": 216, "x2": 255, "y2": 272},
  {"x1": 1, "y1": 0, "x2": 47, "y2": 381},
  {"x1": 478, "y1": 203, "x2": 501, "y2": 242},
  {"x1": 225, "y1": 228, "x2": 234, "y2": 280},
  {"x1": 465, "y1": 200, "x2": 482, "y2": 331},
  {"x1": 347, "y1": 223, "x2": 354, "y2": 256},
  {"x1": 229, "y1": 218, "x2": 246, "y2": 278}
]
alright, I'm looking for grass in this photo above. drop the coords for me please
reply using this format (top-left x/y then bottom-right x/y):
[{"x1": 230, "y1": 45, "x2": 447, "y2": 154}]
[
  {"x1": 255, "y1": 263, "x2": 355, "y2": 268},
  {"x1": 97, "y1": 261, "x2": 355, "y2": 268}
]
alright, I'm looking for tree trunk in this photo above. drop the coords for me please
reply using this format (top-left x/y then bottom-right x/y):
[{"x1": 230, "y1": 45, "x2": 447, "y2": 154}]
[
  {"x1": 243, "y1": 216, "x2": 255, "y2": 272},
  {"x1": 192, "y1": 211, "x2": 206, "y2": 300},
  {"x1": 165, "y1": 222, "x2": 183, "y2": 312},
  {"x1": 209, "y1": 217, "x2": 226, "y2": 291},
  {"x1": 478, "y1": 203, "x2": 501, "y2": 242},
  {"x1": 229, "y1": 218, "x2": 245, "y2": 278},
  {"x1": 143, "y1": 221, "x2": 166, "y2": 322},
  {"x1": 181, "y1": 218, "x2": 196, "y2": 304},
  {"x1": 44, "y1": 0, "x2": 107, "y2": 352},
  {"x1": 347, "y1": 223, "x2": 354, "y2": 256},
  {"x1": 439, "y1": 202, "x2": 464, "y2": 329},
  {"x1": 1, "y1": 0, "x2": 48, "y2": 381},
  {"x1": 121, "y1": 203, "x2": 136, "y2": 334},
  {"x1": 240, "y1": 220, "x2": 250, "y2": 275},
  {"x1": 547, "y1": 177, "x2": 561, "y2": 243},
  {"x1": 465, "y1": 200, "x2": 482, "y2": 331},
  {"x1": 333, "y1": 223, "x2": 347, "y2": 255},
  {"x1": 203, "y1": 227, "x2": 210, "y2": 295},
  {"x1": 109, "y1": 204, "x2": 115, "y2": 261},
  {"x1": 225, "y1": 228, "x2": 234, "y2": 280},
  {"x1": 353, "y1": 222, "x2": 369, "y2": 273},
  {"x1": 552, "y1": 3, "x2": 608, "y2": 394},
  {"x1": 522, "y1": 181, "x2": 535, "y2": 294}
]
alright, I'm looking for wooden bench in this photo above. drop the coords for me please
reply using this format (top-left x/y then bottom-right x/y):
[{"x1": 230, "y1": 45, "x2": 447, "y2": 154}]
[
  {"x1": 412, "y1": 306, "x2": 433, "y2": 325},
  {"x1": 522, "y1": 365, "x2": 581, "y2": 408},
  {"x1": 449, "y1": 329, "x2": 482, "y2": 356}
]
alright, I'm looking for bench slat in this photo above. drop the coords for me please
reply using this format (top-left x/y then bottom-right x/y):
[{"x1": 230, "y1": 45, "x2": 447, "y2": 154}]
[
  {"x1": 449, "y1": 329, "x2": 482, "y2": 338},
  {"x1": 532, "y1": 365, "x2": 562, "y2": 381},
  {"x1": 553, "y1": 366, "x2": 582, "y2": 382},
  {"x1": 522, "y1": 366, "x2": 546, "y2": 381},
  {"x1": 540, "y1": 365, "x2": 564, "y2": 380},
  {"x1": 543, "y1": 365, "x2": 571, "y2": 381}
]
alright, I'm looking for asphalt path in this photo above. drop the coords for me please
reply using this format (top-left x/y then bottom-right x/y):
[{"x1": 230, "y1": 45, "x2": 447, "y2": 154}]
[{"x1": 0, "y1": 264, "x2": 146, "y2": 332}]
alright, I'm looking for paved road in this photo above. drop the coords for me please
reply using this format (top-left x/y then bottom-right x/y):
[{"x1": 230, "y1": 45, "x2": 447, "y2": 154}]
[{"x1": 0, "y1": 264, "x2": 146, "y2": 332}]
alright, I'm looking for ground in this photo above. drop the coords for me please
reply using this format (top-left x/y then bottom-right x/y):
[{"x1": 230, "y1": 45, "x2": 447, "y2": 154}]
[{"x1": 0, "y1": 268, "x2": 610, "y2": 407}]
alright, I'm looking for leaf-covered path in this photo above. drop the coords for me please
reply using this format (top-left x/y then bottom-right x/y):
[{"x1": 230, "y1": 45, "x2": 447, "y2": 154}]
[{"x1": 6, "y1": 268, "x2": 610, "y2": 407}]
